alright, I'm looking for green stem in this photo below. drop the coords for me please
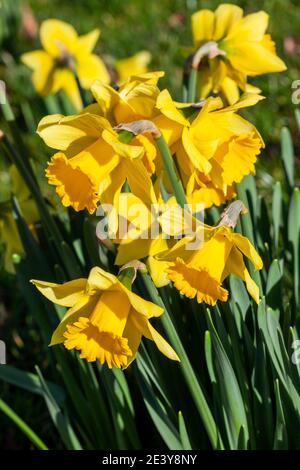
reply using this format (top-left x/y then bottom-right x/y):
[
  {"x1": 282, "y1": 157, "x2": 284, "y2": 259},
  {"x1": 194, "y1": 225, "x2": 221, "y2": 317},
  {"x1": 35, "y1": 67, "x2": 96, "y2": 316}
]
[
  {"x1": 0, "y1": 398, "x2": 48, "y2": 450},
  {"x1": 155, "y1": 134, "x2": 187, "y2": 208},
  {"x1": 139, "y1": 270, "x2": 223, "y2": 450},
  {"x1": 187, "y1": 68, "x2": 198, "y2": 103}
]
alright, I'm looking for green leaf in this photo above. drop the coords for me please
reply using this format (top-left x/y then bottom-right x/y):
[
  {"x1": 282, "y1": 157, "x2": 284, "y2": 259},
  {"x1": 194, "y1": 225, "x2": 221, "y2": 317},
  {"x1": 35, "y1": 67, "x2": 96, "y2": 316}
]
[
  {"x1": 281, "y1": 127, "x2": 294, "y2": 190},
  {"x1": 0, "y1": 398, "x2": 48, "y2": 450},
  {"x1": 288, "y1": 188, "x2": 300, "y2": 307},
  {"x1": 35, "y1": 366, "x2": 82, "y2": 450},
  {"x1": 273, "y1": 380, "x2": 288, "y2": 449},
  {"x1": 266, "y1": 259, "x2": 283, "y2": 312},
  {"x1": 178, "y1": 411, "x2": 192, "y2": 450},
  {"x1": 272, "y1": 182, "x2": 282, "y2": 253},
  {"x1": 205, "y1": 309, "x2": 249, "y2": 449},
  {"x1": 136, "y1": 357, "x2": 183, "y2": 450},
  {"x1": 0, "y1": 365, "x2": 65, "y2": 405}
]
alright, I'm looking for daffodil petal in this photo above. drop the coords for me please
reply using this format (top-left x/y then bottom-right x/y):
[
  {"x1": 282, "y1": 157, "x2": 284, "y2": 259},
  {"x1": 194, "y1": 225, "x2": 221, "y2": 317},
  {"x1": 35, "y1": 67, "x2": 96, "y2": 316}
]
[
  {"x1": 21, "y1": 50, "x2": 55, "y2": 95},
  {"x1": 40, "y1": 19, "x2": 78, "y2": 57},
  {"x1": 31, "y1": 278, "x2": 87, "y2": 306}
]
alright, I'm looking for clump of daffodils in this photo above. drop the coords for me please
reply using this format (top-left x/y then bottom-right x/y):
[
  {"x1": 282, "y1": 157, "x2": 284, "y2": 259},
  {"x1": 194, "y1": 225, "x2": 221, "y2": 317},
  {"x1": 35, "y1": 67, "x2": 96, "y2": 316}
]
[{"x1": 27, "y1": 5, "x2": 286, "y2": 368}]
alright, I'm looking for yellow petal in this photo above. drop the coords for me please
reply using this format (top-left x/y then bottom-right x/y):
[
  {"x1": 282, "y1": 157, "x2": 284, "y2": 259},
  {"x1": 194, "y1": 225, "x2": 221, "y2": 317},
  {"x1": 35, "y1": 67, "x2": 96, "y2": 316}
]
[
  {"x1": 229, "y1": 232, "x2": 263, "y2": 270},
  {"x1": 219, "y1": 92, "x2": 265, "y2": 112},
  {"x1": 31, "y1": 278, "x2": 87, "y2": 306},
  {"x1": 225, "y1": 11, "x2": 269, "y2": 43},
  {"x1": 120, "y1": 284, "x2": 164, "y2": 319},
  {"x1": 131, "y1": 313, "x2": 180, "y2": 361},
  {"x1": 91, "y1": 80, "x2": 120, "y2": 119},
  {"x1": 40, "y1": 19, "x2": 78, "y2": 58},
  {"x1": 191, "y1": 9, "x2": 214, "y2": 46},
  {"x1": 77, "y1": 29, "x2": 100, "y2": 54},
  {"x1": 37, "y1": 113, "x2": 104, "y2": 154},
  {"x1": 147, "y1": 256, "x2": 171, "y2": 288},
  {"x1": 182, "y1": 127, "x2": 212, "y2": 174},
  {"x1": 226, "y1": 43, "x2": 287, "y2": 76},
  {"x1": 213, "y1": 4, "x2": 243, "y2": 41},
  {"x1": 153, "y1": 114, "x2": 183, "y2": 147},
  {"x1": 21, "y1": 50, "x2": 54, "y2": 95},
  {"x1": 51, "y1": 68, "x2": 82, "y2": 110},
  {"x1": 122, "y1": 314, "x2": 142, "y2": 368},
  {"x1": 102, "y1": 129, "x2": 144, "y2": 159},
  {"x1": 223, "y1": 247, "x2": 260, "y2": 303},
  {"x1": 77, "y1": 54, "x2": 110, "y2": 88},
  {"x1": 125, "y1": 159, "x2": 157, "y2": 207},
  {"x1": 156, "y1": 89, "x2": 190, "y2": 127},
  {"x1": 87, "y1": 266, "x2": 118, "y2": 293},
  {"x1": 50, "y1": 295, "x2": 97, "y2": 345},
  {"x1": 115, "y1": 51, "x2": 151, "y2": 83},
  {"x1": 98, "y1": 165, "x2": 126, "y2": 207},
  {"x1": 221, "y1": 76, "x2": 240, "y2": 105},
  {"x1": 115, "y1": 236, "x2": 168, "y2": 266}
]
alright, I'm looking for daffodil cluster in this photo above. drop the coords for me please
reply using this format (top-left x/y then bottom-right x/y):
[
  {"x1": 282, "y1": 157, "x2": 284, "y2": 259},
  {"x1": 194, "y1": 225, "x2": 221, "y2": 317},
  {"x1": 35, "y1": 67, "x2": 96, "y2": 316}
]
[{"x1": 27, "y1": 6, "x2": 286, "y2": 368}]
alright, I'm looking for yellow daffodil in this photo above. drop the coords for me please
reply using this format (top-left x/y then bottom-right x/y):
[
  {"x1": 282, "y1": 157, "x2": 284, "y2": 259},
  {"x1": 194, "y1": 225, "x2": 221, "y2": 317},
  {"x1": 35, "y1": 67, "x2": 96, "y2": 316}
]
[
  {"x1": 115, "y1": 51, "x2": 151, "y2": 83},
  {"x1": 166, "y1": 225, "x2": 262, "y2": 305},
  {"x1": 21, "y1": 19, "x2": 110, "y2": 109},
  {"x1": 154, "y1": 90, "x2": 264, "y2": 207},
  {"x1": 0, "y1": 166, "x2": 39, "y2": 273},
  {"x1": 191, "y1": 4, "x2": 286, "y2": 103},
  {"x1": 37, "y1": 113, "x2": 156, "y2": 213},
  {"x1": 32, "y1": 266, "x2": 179, "y2": 368}
]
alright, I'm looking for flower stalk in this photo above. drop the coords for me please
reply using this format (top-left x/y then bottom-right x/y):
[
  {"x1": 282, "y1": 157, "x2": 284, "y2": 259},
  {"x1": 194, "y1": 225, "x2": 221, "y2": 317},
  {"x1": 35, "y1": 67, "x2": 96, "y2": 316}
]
[
  {"x1": 139, "y1": 269, "x2": 223, "y2": 450},
  {"x1": 154, "y1": 134, "x2": 187, "y2": 208}
]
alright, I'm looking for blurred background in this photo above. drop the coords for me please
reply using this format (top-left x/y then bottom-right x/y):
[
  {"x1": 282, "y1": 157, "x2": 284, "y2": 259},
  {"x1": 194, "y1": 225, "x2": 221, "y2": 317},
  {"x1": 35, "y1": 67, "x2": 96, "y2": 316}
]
[{"x1": 0, "y1": 0, "x2": 299, "y2": 448}]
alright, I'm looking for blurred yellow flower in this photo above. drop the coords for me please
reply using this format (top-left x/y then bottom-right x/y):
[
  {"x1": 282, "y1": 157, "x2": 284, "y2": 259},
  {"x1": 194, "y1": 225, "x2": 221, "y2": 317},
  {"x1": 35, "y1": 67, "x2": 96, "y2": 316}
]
[
  {"x1": 167, "y1": 225, "x2": 263, "y2": 305},
  {"x1": 32, "y1": 266, "x2": 179, "y2": 368},
  {"x1": 0, "y1": 166, "x2": 39, "y2": 273},
  {"x1": 115, "y1": 51, "x2": 151, "y2": 83},
  {"x1": 191, "y1": 4, "x2": 286, "y2": 103},
  {"x1": 21, "y1": 19, "x2": 110, "y2": 109},
  {"x1": 38, "y1": 113, "x2": 156, "y2": 213}
]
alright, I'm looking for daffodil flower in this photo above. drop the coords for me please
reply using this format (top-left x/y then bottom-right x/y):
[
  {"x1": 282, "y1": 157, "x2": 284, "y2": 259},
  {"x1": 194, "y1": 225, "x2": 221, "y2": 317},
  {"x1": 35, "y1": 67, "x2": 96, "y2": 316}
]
[
  {"x1": 190, "y1": 4, "x2": 286, "y2": 103},
  {"x1": 154, "y1": 90, "x2": 265, "y2": 208},
  {"x1": 32, "y1": 266, "x2": 179, "y2": 368},
  {"x1": 37, "y1": 113, "x2": 157, "y2": 213},
  {"x1": 21, "y1": 19, "x2": 110, "y2": 109},
  {"x1": 165, "y1": 225, "x2": 263, "y2": 305}
]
